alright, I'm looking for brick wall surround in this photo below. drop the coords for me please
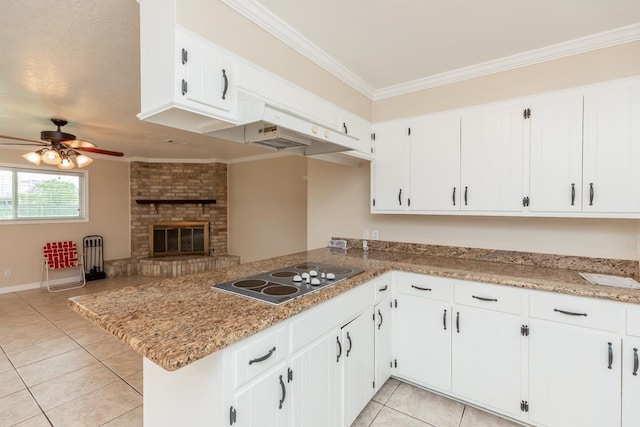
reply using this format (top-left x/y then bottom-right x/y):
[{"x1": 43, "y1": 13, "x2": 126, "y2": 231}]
[{"x1": 130, "y1": 162, "x2": 228, "y2": 260}]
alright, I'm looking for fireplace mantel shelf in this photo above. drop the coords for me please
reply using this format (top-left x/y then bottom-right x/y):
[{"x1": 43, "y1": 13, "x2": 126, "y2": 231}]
[{"x1": 136, "y1": 199, "x2": 216, "y2": 214}]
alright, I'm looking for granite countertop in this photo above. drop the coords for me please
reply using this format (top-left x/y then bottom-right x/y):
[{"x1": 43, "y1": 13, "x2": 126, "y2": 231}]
[{"x1": 68, "y1": 247, "x2": 640, "y2": 371}]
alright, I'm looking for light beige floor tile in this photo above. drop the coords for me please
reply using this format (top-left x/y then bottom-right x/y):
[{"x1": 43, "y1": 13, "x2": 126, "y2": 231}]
[
  {"x1": 459, "y1": 406, "x2": 523, "y2": 427},
  {"x1": 64, "y1": 323, "x2": 113, "y2": 346},
  {"x1": 0, "y1": 321, "x2": 66, "y2": 353},
  {"x1": 370, "y1": 407, "x2": 428, "y2": 427},
  {"x1": 13, "y1": 413, "x2": 52, "y2": 427},
  {"x1": 30, "y1": 363, "x2": 119, "y2": 411},
  {"x1": 46, "y1": 381, "x2": 143, "y2": 427},
  {"x1": 373, "y1": 377, "x2": 401, "y2": 405},
  {"x1": 17, "y1": 348, "x2": 98, "y2": 387},
  {"x1": 0, "y1": 369, "x2": 25, "y2": 397},
  {"x1": 125, "y1": 370, "x2": 143, "y2": 394},
  {"x1": 102, "y1": 405, "x2": 143, "y2": 427},
  {"x1": 7, "y1": 335, "x2": 80, "y2": 368},
  {"x1": 386, "y1": 383, "x2": 464, "y2": 427},
  {"x1": 85, "y1": 335, "x2": 131, "y2": 361},
  {"x1": 0, "y1": 353, "x2": 13, "y2": 373},
  {"x1": 103, "y1": 349, "x2": 143, "y2": 378},
  {"x1": 0, "y1": 389, "x2": 43, "y2": 426},
  {"x1": 352, "y1": 401, "x2": 383, "y2": 427},
  {"x1": 47, "y1": 312, "x2": 91, "y2": 331}
]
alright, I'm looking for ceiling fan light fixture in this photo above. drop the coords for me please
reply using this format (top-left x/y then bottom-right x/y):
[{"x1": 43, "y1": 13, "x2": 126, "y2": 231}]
[
  {"x1": 22, "y1": 151, "x2": 42, "y2": 165},
  {"x1": 58, "y1": 156, "x2": 75, "y2": 170},
  {"x1": 75, "y1": 154, "x2": 93, "y2": 168},
  {"x1": 41, "y1": 149, "x2": 61, "y2": 165}
]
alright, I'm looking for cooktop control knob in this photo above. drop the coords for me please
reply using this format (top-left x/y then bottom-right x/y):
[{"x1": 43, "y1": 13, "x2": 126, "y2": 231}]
[
  {"x1": 326, "y1": 273, "x2": 336, "y2": 280},
  {"x1": 293, "y1": 275, "x2": 302, "y2": 282},
  {"x1": 309, "y1": 270, "x2": 318, "y2": 277},
  {"x1": 301, "y1": 272, "x2": 310, "y2": 279},
  {"x1": 310, "y1": 278, "x2": 321, "y2": 286}
]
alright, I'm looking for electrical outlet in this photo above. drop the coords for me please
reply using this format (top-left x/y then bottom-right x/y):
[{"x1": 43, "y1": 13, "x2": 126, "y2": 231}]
[
  {"x1": 3, "y1": 269, "x2": 11, "y2": 278},
  {"x1": 363, "y1": 229, "x2": 370, "y2": 239},
  {"x1": 371, "y1": 230, "x2": 379, "y2": 240}
]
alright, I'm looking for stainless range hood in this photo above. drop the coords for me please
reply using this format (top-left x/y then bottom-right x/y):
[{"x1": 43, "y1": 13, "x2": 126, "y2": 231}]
[{"x1": 207, "y1": 104, "x2": 360, "y2": 156}]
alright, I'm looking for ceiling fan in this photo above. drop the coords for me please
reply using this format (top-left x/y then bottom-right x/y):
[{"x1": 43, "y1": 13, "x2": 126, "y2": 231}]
[{"x1": 0, "y1": 118, "x2": 124, "y2": 169}]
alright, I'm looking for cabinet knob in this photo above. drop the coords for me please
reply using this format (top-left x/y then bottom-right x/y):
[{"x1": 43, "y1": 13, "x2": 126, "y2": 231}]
[
  {"x1": 311, "y1": 126, "x2": 318, "y2": 134},
  {"x1": 324, "y1": 130, "x2": 329, "y2": 138}
]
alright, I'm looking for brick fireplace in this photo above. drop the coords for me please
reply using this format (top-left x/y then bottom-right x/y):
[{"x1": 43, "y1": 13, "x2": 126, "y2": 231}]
[{"x1": 108, "y1": 161, "x2": 240, "y2": 278}]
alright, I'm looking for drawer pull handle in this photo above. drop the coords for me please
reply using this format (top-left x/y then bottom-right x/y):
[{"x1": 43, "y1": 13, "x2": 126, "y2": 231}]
[
  {"x1": 553, "y1": 308, "x2": 587, "y2": 317},
  {"x1": 278, "y1": 374, "x2": 286, "y2": 409},
  {"x1": 336, "y1": 336, "x2": 342, "y2": 363},
  {"x1": 456, "y1": 311, "x2": 460, "y2": 333},
  {"x1": 634, "y1": 348, "x2": 639, "y2": 376},
  {"x1": 571, "y1": 183, "x2": 576, "y2": 206},
  {"x1": 378, "y1": 285, "x2": 388, "y2": 292},
  {"x1": 248, "y1": 346, "x2": 276, "y2": 365},
  {"x1": 472, "y1": 295, "x2": 498, "y2": 302},
  {"x1": 589, "y1": 183, "x2": 594, "y2": 206},
  {"x1": 377, "y1": 309, "x2": 383, "y2": 330},
  {"x1": 222, "y1": 69, "x2": 229, "y2": 100},
  {"x1": 443, "y1": 309, "x2": 447, "y2": 330},
  {"x1": 411, "y1": 285, "x2": 431, "y2": 291},
  {"x1": 346, "y1": 332, "x2": 353, "y2": 357},
  {"x1": 452, "y1": 187, "x2": 456, "y2": 206},
  {"x1": 608, "y1": 342, "x2": 613, "y2": 370}
]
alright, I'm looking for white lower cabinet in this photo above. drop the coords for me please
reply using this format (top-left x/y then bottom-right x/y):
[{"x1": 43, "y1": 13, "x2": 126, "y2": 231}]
[
  {"x1": 233, "y1": 362, "x2": 291, "y2": 427},
  {"x1": 290, "y1": 332, "x2": 339, "y2": 427},
  {"x1": 374, "y1": 296, "x2": 393, "y2": 392},
  {"x1": 528, "y1": 320, "x2": 621, "y2": 427},
  {"x1": 622, "y1": 337, "x2": 640, "y2": 427}
]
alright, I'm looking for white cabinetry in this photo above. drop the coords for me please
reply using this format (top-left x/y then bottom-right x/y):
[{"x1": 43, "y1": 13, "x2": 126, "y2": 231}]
[
  {"x1": 233, "y1": 363, "x2": 291, "y2": 427},
  {"x1": 460, "y1": 102, "x2": 526, "y2": 212},
  {"x1": 528, "y1": 93, "x2": 584, "y2": 213},
  {"x1": 373, "y1": 275, "x2": 393, "y2": 392},
  {"x1": 394, "y1": 273, "x2": 453, "y2": 391},
  {"x1": 409, "y1": 112, "x2": 461, "y2": 211},
  {"x1": 451, "y1": 281, "x2": 524, "y2": 418},
  {"x1": 583, "y1": 79, "x2": 640, "y2": 213},
  {"x1": 622, "y1": 309, "x2": 640, "y2": 427},
  {"x1": 371, "y1": 121, "x2": 410, "y2": 211}
]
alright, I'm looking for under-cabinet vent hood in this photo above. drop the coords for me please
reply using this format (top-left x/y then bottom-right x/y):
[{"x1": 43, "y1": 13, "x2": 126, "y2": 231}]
[{"x1": 207, "y1": 105, "x2": 360, "y2": 156}]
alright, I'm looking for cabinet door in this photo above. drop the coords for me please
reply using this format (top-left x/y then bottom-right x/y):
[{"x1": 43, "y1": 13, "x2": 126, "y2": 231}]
[
  {"x1": 529, "y1": 320, "x2": 621, "y2": 427},
  {"x1": 234, "y1": 363, "x2": 290, "y2": 427},
  {"x1": 372, "y1": 121, "x2": 409, "y2": 211},
  {"x1": 374, "y1": 297, "x2": 393, "y2": 392},
  {"x1": 529, "y1": 94, "x2": 584, "y2": 213},
  {"x1": 583, "y1": 80, "x2": 640, "y2": 213},
  {"x1": 395, "y1": 295, "x2": 452, "y2": 391},
  {"x1": 290, "y1": 332, "x2": 339, "y2": 427},
  {"x1": 451, "y1": 305, "x2": 521, "y2": 417},
  {"x1": 622, "y1": 337, "x2": 640, "y2": 427},
  {"x1": 460, "y1": 103, "x2": 525, "y2": 212},
  {"x1": 409, "y1": 113, "x2": 461, "y2": 211},
  {"x1": 342, "y1": 310, "x2": 375, "y2": 427}
]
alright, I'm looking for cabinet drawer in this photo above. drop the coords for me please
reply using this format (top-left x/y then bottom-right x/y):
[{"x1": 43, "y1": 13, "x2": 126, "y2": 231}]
[
  {"x1": 234, "y1": 325, "x2": 287, "y2": 388},
  {"x1": 373, "y1": 273, "x2": 393, "y2": 303},
  {"x1": 454, "y1": 280, "x2": 522, "y2": 315},
  {"x1": 530, "y1": 292, "x2": 621, "y2": 332},
  {"x1": 396, "y1": 272, "x2": 453, "y2": 302},
  {"x1": 627, "y1": 309, "x2": 640, "y2": 337}
]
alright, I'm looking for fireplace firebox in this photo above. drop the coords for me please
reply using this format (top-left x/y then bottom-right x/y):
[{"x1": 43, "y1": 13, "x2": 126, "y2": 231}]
[{"x1": 149, "y1": 222, "x2": 209, "y2": 257}]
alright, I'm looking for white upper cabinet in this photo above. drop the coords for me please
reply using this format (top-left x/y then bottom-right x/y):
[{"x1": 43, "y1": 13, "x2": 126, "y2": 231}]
[
  {"x1": 409, "y1": 112, "x2": 461, "y2": 211},
  {"x1": 583, "y1": 79, "x2": 640, "y2": 213},
  {"x1": 528, "y1": 94, "x2": 584, "y2": 213},
  {"x1": 460, "y1": 102, "x2": 526, "y2": 212},
  {"x1": 371, "y1": 121, "x2": 410, "y2": 211}
]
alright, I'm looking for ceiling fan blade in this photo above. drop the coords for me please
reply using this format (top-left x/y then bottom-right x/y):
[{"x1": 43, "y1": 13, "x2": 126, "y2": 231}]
[
  {"x1": 0, "y1": 134, "x2": 48, "y2": 145},
  {"x1": 62, "y1": 139, "x2": 96, "y2": 149},
  {"x1": 76, "y1": 146, "x2": 125, "y2": 157}
]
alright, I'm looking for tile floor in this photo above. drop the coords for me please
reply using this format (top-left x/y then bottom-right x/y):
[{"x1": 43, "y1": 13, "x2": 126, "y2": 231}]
[{"x1": 0, "y1": 276, "x2": 523, "y2": 427}]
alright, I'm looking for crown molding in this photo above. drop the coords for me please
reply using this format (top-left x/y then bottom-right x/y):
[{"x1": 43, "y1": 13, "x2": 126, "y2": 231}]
[
  {"x1": 219, "y1": 1, "x2": 640, "y2": 102},
  {"x1": 220, "y1": 0, "x2": 376, "y2": 99},
  {"x1": 374, "y1": 23, "x2": 640, "y2": 100}
]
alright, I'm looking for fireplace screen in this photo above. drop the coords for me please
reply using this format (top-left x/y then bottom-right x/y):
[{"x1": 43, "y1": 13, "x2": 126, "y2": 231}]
[{"x1": 150, "y1": 222, "x2": 209, "y2": 257}]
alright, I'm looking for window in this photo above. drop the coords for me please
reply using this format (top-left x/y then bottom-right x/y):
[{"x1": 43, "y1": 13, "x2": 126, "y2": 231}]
[{"x1": 0, "y1": 166, "x2": 87, "y2": 222}]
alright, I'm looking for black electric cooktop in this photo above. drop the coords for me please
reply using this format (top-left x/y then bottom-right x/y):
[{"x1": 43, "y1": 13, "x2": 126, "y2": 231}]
[{"x1": 211, "y1": 262, "x2": 364, "y2": 305}]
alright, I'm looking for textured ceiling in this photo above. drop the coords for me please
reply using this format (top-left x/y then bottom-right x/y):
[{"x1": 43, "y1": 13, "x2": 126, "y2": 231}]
[{"x1": 0, "y1": 0, "x2": 639, "y2": 162}]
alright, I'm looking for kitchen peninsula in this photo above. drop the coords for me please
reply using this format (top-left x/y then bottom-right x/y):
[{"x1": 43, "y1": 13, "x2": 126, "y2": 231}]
[{"x1": 69, "y1": 243, "x2": 640, "y2": 427}]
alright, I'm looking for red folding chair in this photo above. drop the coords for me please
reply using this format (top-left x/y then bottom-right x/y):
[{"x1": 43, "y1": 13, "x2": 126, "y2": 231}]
[{"x1": 41, "y1": 241, "x2": 86, "y2": 292}]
